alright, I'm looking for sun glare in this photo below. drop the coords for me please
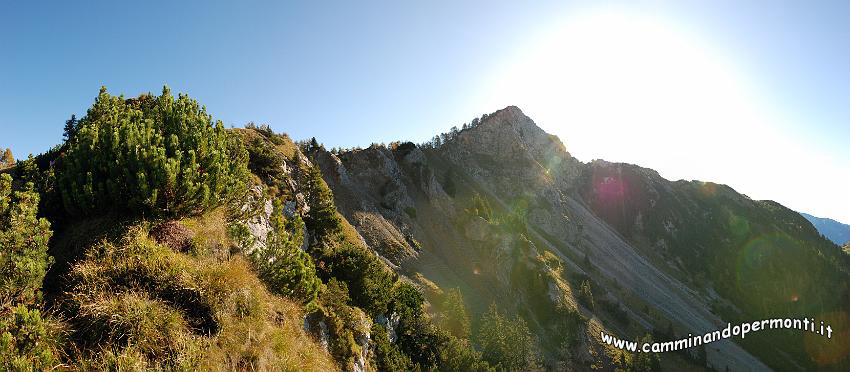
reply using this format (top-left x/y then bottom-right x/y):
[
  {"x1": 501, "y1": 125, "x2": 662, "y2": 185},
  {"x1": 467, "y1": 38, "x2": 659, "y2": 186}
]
[
  {"x1": 474, "y1": 8, "x2": 850, "y2": 222},
  {"x1": 478, "y1": 9, "x2": 772, "y2": 182}
]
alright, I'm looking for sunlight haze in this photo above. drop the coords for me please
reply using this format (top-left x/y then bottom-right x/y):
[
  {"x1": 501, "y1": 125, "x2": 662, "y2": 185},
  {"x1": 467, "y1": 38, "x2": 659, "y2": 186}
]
[{"x1": 474, "y1": 7, "x2": 850, "y2": 225}]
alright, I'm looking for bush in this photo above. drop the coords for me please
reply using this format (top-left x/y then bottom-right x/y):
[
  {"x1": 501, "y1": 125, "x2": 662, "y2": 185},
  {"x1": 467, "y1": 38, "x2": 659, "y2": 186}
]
[
  {"x1": 252, "y1": 199, "x2": 321, "y2": 305},
  {"x1": 0, "y1": 174, "x2": 53, "y2": 302},
  {"x1": 438, "y1": 288, "x2": 471, "y2": 339},
  {"x1": 630, "y1": 333, "x2": 662, "y2": 371},
  {"x1": 437, "y1": 336, "x2": 494, "y2": 372},
  {"x1": 466, "y1": 192, "x2": 492, "y2": 222},
  {"x1": 0, "y1": 304, "x2": 59, "y2": 371},
  {"x1": 315, "y1": 241, "x2": 395, "y2": 316},
  {"x1": 476, "y1": 304, "x2": 540, "y2": 370},
  {"x1": 58, "y1": 86, "x2": 248, "y2": 218},
  {"x1": 301, "y1": 162, "x2": 341, "y2": 239},
  {"x1": 578, "y1": 279, "x2": 594, "y2": 310},
  {"x1": 245, "y1": 136, "x2": 285, "y2": 185},
  {"x1": 371, "y1": 322, "x2": 414, "y2": 371}
]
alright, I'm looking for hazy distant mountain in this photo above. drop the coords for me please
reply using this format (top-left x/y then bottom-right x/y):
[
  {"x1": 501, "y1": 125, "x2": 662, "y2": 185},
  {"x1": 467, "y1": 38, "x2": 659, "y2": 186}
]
[{"x1": 800, "y1": 212, "x2": 850, "y2": 245}]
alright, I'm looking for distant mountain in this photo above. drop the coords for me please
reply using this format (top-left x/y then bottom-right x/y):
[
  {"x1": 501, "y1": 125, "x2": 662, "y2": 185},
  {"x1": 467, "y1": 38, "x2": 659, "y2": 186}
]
[{"x1": 800, "y1": 212, "x2": 850, "y2": 245}]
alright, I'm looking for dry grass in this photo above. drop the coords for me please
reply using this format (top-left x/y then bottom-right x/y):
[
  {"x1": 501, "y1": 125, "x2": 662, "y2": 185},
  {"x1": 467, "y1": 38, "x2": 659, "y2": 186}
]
[
  {"x1": 181, "y1": 207, "x2": 231, "y2": 255},
  {"x1": 63, "y1": 224, "x2": 337, "y2": 371}
]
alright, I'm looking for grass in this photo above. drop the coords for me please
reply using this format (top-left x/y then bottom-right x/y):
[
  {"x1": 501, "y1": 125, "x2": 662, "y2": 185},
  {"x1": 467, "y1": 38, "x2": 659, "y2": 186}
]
[
  {"x1": 181, "y1": 207, "x2": 231, "y2": 256},
  {"x1": 61, "y1": 223, "x2": 337, "y2": 371}
]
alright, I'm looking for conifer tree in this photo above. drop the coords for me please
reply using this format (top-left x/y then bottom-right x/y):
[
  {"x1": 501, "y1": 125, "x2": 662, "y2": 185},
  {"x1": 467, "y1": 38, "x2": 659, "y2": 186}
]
[
  {"x1": 439, "y1": 288, "x2": 471, "y2": 339},
  {"x1": 302, "y1": 163, "x2": 341, "y2": 239},
  {"x1": 632, "y1": 333, "x2": 662, "y2": 371},
  {"x1": 476, "y1": 304, "x2": 539, "y2": 370},
  {"x1": 62, "y1": 114, "x2": 78, "y2": 142},
  {"x1": 57, "y1": 86, "x2": 248, "y2": 217},
  {"x1": 253, "y1": 199, "x2": 321, "y2": 305},
  {"x1": 0, "y1": 174, "x2": 53, "y2": 302}
]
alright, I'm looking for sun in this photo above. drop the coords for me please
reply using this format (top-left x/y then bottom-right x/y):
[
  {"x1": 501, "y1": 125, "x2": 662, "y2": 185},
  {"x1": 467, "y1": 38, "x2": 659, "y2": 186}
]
[{"x1": 476, "y1": 9, "x2": 767, "y2": 181}]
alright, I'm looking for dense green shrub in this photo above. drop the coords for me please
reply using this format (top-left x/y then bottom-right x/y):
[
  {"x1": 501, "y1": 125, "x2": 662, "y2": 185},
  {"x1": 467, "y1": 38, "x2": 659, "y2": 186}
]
[
  {"x1": 437, "y1": 336, "x2": 494, "y2": 372},
  {"x1": 438, "y1": 288, "x2": 471, "y2": 339},
  {"x1": 301, "y1": 161, "x2": 341, "y2": 238},
  {"x1": 630, "y1": 333, "x2": 662, "y2": 371},
  {"x1": 314, "y1": 279, "x2": 367, "y2": 367},
  {"x1": 391, "y1": 282, "x2": 443, "y2": 368},
  {"x1": 0, "y1": 304, "x2": 58, "y2": 371},
  {"x1": 253, "y1": 199, "x2": 321, "y2": 305},
  {"x1": 58, "y1": 86, "x2": 248, "y2": 218},
  {"x1": 0, "y1": 174, "x2": 53, "y2": 302},
  {"x1": 476, "y1": 304, "x2": 540, "y2": 370},
  {"x1": 245, "y1": 136, "x2": 285, "y2": 185},
  {"x1": 12, "y1": 154, "x2": 64, "y2": 224},
  {"x1": 466, "y1": 192, "x2": 493, "y2": 222},
  {"x1": 315, "y1": 241, "x2": 395, "y2": 316},
  {"x1": 371, "y1": 322, "x2": 415, "y2": 371},
  {"x1": 578, "y1": 279, "x2": 594, "y2": 310}
]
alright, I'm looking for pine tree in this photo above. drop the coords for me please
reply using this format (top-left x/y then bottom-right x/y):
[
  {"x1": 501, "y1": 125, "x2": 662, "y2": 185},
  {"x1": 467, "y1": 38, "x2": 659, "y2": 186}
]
[
  {"x1": 62, "y1": 114, "x2": 78, "y2": 142},
  {"x1": 57, "y1": 86, "x2": 248, "y2": 217},
  {"x1": 302, "y1": 163, "x2": 341, "y2": 239},
  {"x1": 476, "y1": 304, "x2": 540, "y2": 370},
  {"x1": 0, "y1": 304, "x2": 58, "y2": 370},
  {"x1": 439, "y1": 288, "x2": 471, "y2": 339},
  {"x1": 632, "y1": 333, "x2": 662, "y2": 371},
  {"x1": 578, "y1": 280, "x2": 594, "y2": 310},
  {"x1": 0, "y1": 174, "x2": 53, "y2": 302},
  {"x1": 252, "y1": 199, "x2": 320, "y2": 305}
]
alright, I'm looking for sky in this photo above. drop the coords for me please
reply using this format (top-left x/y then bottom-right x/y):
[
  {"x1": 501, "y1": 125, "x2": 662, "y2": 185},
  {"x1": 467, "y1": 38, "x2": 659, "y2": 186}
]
[{"x1": 1, "y1": 1, "x2": 848, "y2": 223}]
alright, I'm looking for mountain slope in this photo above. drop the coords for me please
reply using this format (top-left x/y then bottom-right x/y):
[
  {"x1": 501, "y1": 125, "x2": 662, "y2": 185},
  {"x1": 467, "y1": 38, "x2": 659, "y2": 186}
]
[
  {"x1": 313, "y1": 106, "x2": 850, "y2": 371},
  {"x1": 801, "y1": 212, "x2": 850, "y2": 245}
]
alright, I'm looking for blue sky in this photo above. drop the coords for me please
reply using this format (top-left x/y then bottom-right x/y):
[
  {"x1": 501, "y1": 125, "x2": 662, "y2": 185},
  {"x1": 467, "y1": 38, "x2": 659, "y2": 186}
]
[{"x1": 1, "y1": 1, "x2": 848, "y2": 223}]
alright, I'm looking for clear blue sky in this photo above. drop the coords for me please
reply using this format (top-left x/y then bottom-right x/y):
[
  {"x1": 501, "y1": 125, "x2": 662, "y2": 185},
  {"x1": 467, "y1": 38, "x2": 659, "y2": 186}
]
[{"x1": 1, "y1": 1, "x2": 848, "y2": 223}]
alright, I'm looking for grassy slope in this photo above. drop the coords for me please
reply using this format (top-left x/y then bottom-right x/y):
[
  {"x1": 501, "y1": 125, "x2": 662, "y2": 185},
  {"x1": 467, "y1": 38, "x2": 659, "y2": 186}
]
[
  {"x1": 34, "y1": 129, "x2": 338, "y2": 370},
  {"x1": 47, "y1": 215, "x2": 336, "y2": 371}
]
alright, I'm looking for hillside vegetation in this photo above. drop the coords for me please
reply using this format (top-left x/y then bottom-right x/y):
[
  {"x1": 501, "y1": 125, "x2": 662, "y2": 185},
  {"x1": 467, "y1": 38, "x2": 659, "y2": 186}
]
[
  {"x1": 1, "y1": 87, "x2": 495, "y2": 371},
  {"x1": 2, "y1": 90, "x2": 848, "y2": 371}
]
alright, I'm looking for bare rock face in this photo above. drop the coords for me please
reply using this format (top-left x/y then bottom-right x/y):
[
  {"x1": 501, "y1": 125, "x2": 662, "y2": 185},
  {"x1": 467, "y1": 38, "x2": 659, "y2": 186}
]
[
  {"x1": 350, "y1": 309, "x2": 373, "y2": 372},
  {"x1": 239, "y1": 157, "x2": 312, "y2": 255},
  {"x1": 375, "y1": 312, "x2": 400, "y2": 343},
  {"x1": 311, "y1": 147, "x2": 421, "y2": 265},
  {"x1": 441, "y1": 106, "x2": 584, "y2": 198}
]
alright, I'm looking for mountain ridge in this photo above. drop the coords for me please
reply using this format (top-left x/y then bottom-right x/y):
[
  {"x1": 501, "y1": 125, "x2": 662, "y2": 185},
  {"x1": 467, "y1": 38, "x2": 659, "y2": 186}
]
[
  {"x1": 5, "y1": 94, "x2": 848, "y2": 371},
  {"x1": 800, "y1": 212, "x2": 850, "y2": 245},
  {"x1": 310, "y1": 106, "x2": 847, "y2": 370}
]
